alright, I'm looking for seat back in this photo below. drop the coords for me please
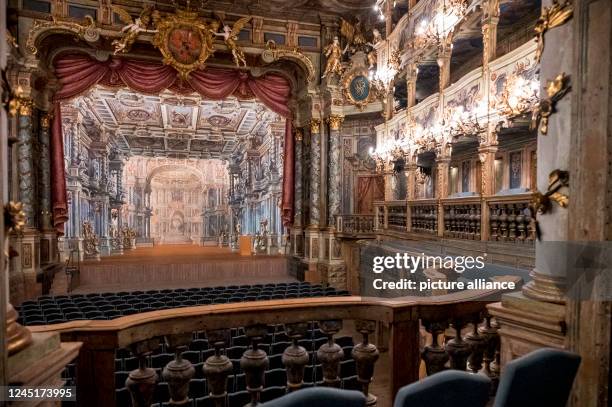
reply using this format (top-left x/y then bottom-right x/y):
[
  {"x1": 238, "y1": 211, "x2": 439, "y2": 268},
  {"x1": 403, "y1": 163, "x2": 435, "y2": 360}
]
[
  {"x1": 393, "y1": 370, "x2": 491, "y2": 407},
  {"x1": 260, "y1": 387, "x2": 366, "y2": 407},
  {"x1": 493, "y1": 348, "x2": 581, "y2": 407}
]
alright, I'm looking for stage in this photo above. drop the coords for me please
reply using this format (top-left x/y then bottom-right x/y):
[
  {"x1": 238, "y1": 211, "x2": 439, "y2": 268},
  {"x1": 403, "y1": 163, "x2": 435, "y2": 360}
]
[{"x1": 75, "y1": 245, "x2": 294, "y2": 293}]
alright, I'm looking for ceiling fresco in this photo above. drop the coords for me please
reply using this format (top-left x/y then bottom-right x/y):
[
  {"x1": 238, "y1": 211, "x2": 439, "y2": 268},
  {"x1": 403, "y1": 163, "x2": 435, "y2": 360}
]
[{"x1": 73, "y1": 86, "x2": 284, "y2": 159}]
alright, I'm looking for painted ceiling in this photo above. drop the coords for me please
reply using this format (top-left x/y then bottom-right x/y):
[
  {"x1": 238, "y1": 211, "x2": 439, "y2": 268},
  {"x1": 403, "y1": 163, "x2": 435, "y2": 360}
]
[{"x1": 75, "y1": 86, "x2": 284, "y2": 159}]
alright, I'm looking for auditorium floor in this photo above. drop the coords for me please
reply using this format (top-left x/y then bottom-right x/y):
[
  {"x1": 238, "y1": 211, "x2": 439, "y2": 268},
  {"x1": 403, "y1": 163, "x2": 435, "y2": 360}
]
[{"x1": 74, "y1": 245, "x2": 296, "y2": 293}]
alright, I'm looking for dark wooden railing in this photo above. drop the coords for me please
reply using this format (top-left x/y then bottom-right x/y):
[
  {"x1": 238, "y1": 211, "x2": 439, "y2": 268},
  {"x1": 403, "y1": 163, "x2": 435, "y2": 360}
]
[
  {"x1": 29, "y1": 291, "x2": 502, "y2": 407},
  {"x1": 335, "y1": 214, "x2": 376, "y2": 237},
  {"x1": 373, "y1": 193, "x2": 535, "y2": 243}
]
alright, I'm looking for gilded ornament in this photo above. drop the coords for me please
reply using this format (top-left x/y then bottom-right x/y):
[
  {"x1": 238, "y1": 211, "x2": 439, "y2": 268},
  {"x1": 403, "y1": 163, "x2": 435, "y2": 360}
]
[
  {"x1": 294, "y1": 128, "x2": 304, "y2": 142},
  {"x1": 531, "y1": 73, "x2": 571, "y2": 135},
  {"x1": 261, "y1": 41, "x2": 315, "y2": 83},
  {"x1": 18, "y1": 98, "x2": 33, "y2": 116},
  {"x1": 310, "y1": 118, "x2": 321, "y2": 134},
  {"x1": 26, "y1": 15, "x2": 99, "y2": 55},
  {"x1": 327, "y1": 115, "x2": 344, "y2": 131},
  {"x1": 4, "y1": 201, "x2": 26, "y2": 233},
  {"x1": 112, "y1": 5, "x2": 158, "y2": 55},
  {"x1": 534, "y1": 0, "x2": 573, "y2": 63},
  {"x1": 153, "y1": 9, "x2": 216, "y2": 80},
  {"x1": 322, "y1": 36, "x2": 344, "y2": 79},
  {"x1": 530, "y1": 169, "x2": 569, "y2": 240},
  {"x1": 210, "y1": 16, "x2": 252, "y2": 68},
  {"x1": 40, "y1": 113, "x2": 51, "y2": 129}
]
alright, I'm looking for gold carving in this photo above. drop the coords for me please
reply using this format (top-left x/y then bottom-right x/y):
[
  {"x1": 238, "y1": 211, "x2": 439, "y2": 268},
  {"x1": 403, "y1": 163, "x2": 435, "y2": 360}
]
[
  {"x1": 321, "y1": 36, "x2": 344, "y2": 79},
  {"x1": 18, "y1": 98, "x2": 33, "y2": 116},
  {"x1": 153, "y1": 10, "x2": 215, "y2": 80},
  {"x1": 294, "y1": 127, "x2": 304, "y2": 142},
  {"x1": 531, "y1": 73, "x2": 571, "y2": 135},
  {"x1": 531, "y1": 169, "x2": 569, "y2": 240},
  {"x1": 4, "y1": 201, "x2": 26, "y2": 233},
  {"x1": 261, "y1": 41, "x2": 315, "y2": 83},
  {"x1": 40, "y1": 113, "x2": 51, "y2": 129},
  {"x1": 111, "y1": 5, "x2": 158, "y2": 55},
  {"x1": 310, "y1": 118, "x2": 321, "y2": 134},
  {"x1": 327, "y1": 115, "x2": 344, "y2": 131},
  {"x1": 26, "y1": 15, "x2": 99, "y2": 55},
  {"x1": 535, "y1": 0, "x2": 573, "y2": 63},
  {"x1": 211, "y1": 16, "x2": 251, "y2": 68}
]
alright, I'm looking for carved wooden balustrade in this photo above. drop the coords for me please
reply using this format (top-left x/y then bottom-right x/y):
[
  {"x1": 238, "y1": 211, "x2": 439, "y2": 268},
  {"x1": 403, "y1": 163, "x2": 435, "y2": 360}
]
[
  {"x1": 387, "y1": 201, "x2": 408, "y2": 231},
  {"x1": 374, "y1": 194, "x2": 535, "y2": 244},
  {"x1": 409, "y1": 200, "x2": 438, "y2": 235},
  {"x1": 485, "y1": 194, "x2": 535, "y2": 243},
  {"x1": 441, "y1": 198, "x2": 482, "y2": 240},
  {"x1": 28, "y1": 292, "x2": 501, "y2": 407},
  {"x1": 335, "y1": 214, "x2": 376, "y2": 237}
]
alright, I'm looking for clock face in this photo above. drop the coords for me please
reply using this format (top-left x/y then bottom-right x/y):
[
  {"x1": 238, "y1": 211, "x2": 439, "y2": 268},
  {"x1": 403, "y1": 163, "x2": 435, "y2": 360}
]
[
  {"x1": 167, "y1": 27, "x2": 203, "y2": 65},
  {"x1": 350, "y1": 75, "x2": 370, "y2": 101}
]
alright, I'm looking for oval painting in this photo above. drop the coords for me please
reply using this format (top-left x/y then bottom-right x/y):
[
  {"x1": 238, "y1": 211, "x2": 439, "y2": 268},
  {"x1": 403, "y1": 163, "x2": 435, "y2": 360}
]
[{"x1": 349, "y1": 75, "x2": 370, "y2": 102}]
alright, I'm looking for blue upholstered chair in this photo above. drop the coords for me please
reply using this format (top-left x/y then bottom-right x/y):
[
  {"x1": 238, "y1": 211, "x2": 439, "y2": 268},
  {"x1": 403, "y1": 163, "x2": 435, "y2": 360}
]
[
  {"x1": 493, "y1": 348, "x2": 581, "y2": 407},
  {"x1": 393, "y1": 370, "x2": 491, "y2": 407},
  {"x1": 260, "y1": 387, "x2": 366, "y2": 407}
]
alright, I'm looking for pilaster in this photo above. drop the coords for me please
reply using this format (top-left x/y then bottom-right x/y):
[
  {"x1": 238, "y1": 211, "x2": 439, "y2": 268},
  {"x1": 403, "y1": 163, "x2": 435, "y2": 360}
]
[{"x1": 326, "y1": 115, "x2": 344, "y2": 228}]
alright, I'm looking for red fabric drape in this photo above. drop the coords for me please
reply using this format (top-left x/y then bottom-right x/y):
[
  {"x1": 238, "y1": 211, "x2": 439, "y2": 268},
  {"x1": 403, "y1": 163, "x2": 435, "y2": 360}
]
[
  {"x1": 51, "y1": 53, "x2": 295, "y2": 233},
  {"x1": 50, "y1": 102, "x2": 68, "y2": 235},
  {"x1": 281, "y1": 118, "x2": 294, "y2": 227}
]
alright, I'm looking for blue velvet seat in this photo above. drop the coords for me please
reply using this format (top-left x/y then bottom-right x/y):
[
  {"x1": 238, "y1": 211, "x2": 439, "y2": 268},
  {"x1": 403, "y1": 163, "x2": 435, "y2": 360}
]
[
  {"x1": 493, "y1": 348, "x2": 581, "y2": 407},
  {"x1": 260, "y1": 387, "x2": 366, "y2": 407},
  {"x1": 393, "y1": 370, "x2": 491, "y2": 407}
]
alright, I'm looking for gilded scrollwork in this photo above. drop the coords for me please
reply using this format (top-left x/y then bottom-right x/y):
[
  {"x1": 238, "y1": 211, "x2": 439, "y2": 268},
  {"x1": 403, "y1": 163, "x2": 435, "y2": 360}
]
[
  {"x1": 531, "y1": 73, "x2": 571, "y2": 135},
  {"x1": 261, "y1": 41, "x2": 315, "y2": 83},
  {"x1": 534, "y1": 0, "x2": 573, "y2": 63},
  {"x1": 26, "y1": 15, "x2": 100, "y2": 55},
  {"x1": 530, "y1": 169, "x2": 569, "y2": 240}
]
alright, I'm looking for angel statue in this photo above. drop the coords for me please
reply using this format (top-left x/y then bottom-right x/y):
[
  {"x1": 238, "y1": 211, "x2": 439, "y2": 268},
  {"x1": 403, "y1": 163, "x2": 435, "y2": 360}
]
[
  {"x1": 322, "y1": 36, "x2": 344, "y2": 79},
  {"x1": 112, "y1": 5, "x2": 158, "y2": 54},
  {"x1": 211, "y1": 16, "x2": 251, "y2": 67},
  {"x1": 367, "y1": 28, "x2": 383, "y2": 69}
]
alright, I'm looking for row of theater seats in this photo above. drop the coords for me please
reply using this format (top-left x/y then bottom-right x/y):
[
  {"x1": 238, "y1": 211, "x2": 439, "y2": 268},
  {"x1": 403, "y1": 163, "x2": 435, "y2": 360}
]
[{"x1": 18, "y1": 282, "x2": 350, "y2": 326}]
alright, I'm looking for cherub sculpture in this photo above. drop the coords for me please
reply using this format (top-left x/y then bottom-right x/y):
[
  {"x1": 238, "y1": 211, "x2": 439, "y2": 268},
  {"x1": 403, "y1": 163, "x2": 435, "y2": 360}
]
[
  {"x1": 322, "y1": 36, "x2": 344, "y2": 79},
  {"x1": 112, "y1": 5, "x2": 158, "y2": 54},
  {"x1": 210, "y1": 16, "x2": 251, "y2": 67},
  {"x1": 367, "y1": 28, "x2": 383, "y2": 69}
]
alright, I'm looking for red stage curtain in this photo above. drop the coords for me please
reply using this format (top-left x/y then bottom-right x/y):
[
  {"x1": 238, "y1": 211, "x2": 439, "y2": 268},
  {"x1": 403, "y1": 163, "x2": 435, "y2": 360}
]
[
  {"x1": 50, "y1": 101, "x2": 68, "y2": 235},
  {"x1": 281, "y1": 118, "x2": 294, "y2": 226},
  {"x1": 51, "y1": 53, "x2": 295, "y2": 233}
]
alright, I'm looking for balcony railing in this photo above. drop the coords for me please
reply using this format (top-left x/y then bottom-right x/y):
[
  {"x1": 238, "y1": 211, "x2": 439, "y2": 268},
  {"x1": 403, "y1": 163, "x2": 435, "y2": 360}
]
[
  {"x1": 335, "y1": 214, "x2": 375, "y2": 237},
  {"x1": 29, "y1": 291, "x2": 503, "y2": 407},
  {"x1": 374, "y1": 193, "x2": 535, "y2": 244}
]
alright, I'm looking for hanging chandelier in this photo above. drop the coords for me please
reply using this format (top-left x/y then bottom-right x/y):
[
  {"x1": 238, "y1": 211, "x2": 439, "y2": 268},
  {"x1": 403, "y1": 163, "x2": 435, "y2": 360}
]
[{"x1": 414, "y1": 0, "x2": 467, "y2": 46}]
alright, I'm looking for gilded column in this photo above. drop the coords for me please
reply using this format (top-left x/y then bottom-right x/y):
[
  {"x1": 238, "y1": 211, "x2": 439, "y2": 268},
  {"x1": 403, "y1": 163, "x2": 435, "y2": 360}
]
[
  {"x1": 326, "y1": 115, "x2": 344, "y2": 228},
  {"x1": 437, "y1": 39, "x2": 453, "y2": 92},
  {"x1": 309, "y1": 119, "x2": 321, "y2": 227},
  {"x1": 406, "y1": 64, "x2": 418, "y2": 109},
  {"x1": 481, "y1": 0, "x2": 500, "y2": 70},
  {"x1": 293, "y1": 128, "x2": 304, "y2": 226},
  {"x1": 435, "y1": 144, "x2": 451, "y2": 238},
  {"x1": 17, "y1": 99, "x2": 35, "y2": 227},
  {"x1": 478, "y1": 125, "x2": 499, "y2": 241}
]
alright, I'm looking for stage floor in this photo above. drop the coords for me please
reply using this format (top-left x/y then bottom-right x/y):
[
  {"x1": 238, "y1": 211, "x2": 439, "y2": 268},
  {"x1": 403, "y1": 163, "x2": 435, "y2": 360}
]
[{"x1": 75, "y1": 245, "x2": 294, "y2": 293}]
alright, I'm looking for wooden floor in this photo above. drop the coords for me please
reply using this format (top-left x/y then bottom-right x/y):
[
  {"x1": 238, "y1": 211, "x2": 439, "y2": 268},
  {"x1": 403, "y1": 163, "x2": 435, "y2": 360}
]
[{"x1": 74, "y1": 245, "x2": 295, "y2": 293}]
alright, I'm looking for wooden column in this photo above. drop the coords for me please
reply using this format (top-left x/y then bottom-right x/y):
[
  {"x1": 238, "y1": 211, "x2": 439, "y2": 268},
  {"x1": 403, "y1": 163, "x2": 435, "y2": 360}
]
[
  {"x1": 389, "y1": 320, "x2": 420, "y2": 397},
  {"x1": 76, "y1": 345, "x2": 116, "y2": 407},
  {"x1": 406, "y1": 64, "x2": 418, "y2": 109},
  {"x1": 566, "y1": 1, "x2": 612, "y2": 405}
]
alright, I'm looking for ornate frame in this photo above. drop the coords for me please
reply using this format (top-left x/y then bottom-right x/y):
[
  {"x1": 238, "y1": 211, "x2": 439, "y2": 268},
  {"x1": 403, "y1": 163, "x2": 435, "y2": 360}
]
[{"x1": 152, "y1": 10, "x2": 215, "y2": 80}]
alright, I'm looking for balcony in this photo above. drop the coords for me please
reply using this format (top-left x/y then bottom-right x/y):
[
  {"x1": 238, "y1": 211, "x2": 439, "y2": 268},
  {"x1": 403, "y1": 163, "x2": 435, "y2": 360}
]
[
  {"x1": 335, "y1": 214, "x2": 376, "y2": 238},
  {"x1": 28, "y1": 290, "x2": 503, "y2": 407}
]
